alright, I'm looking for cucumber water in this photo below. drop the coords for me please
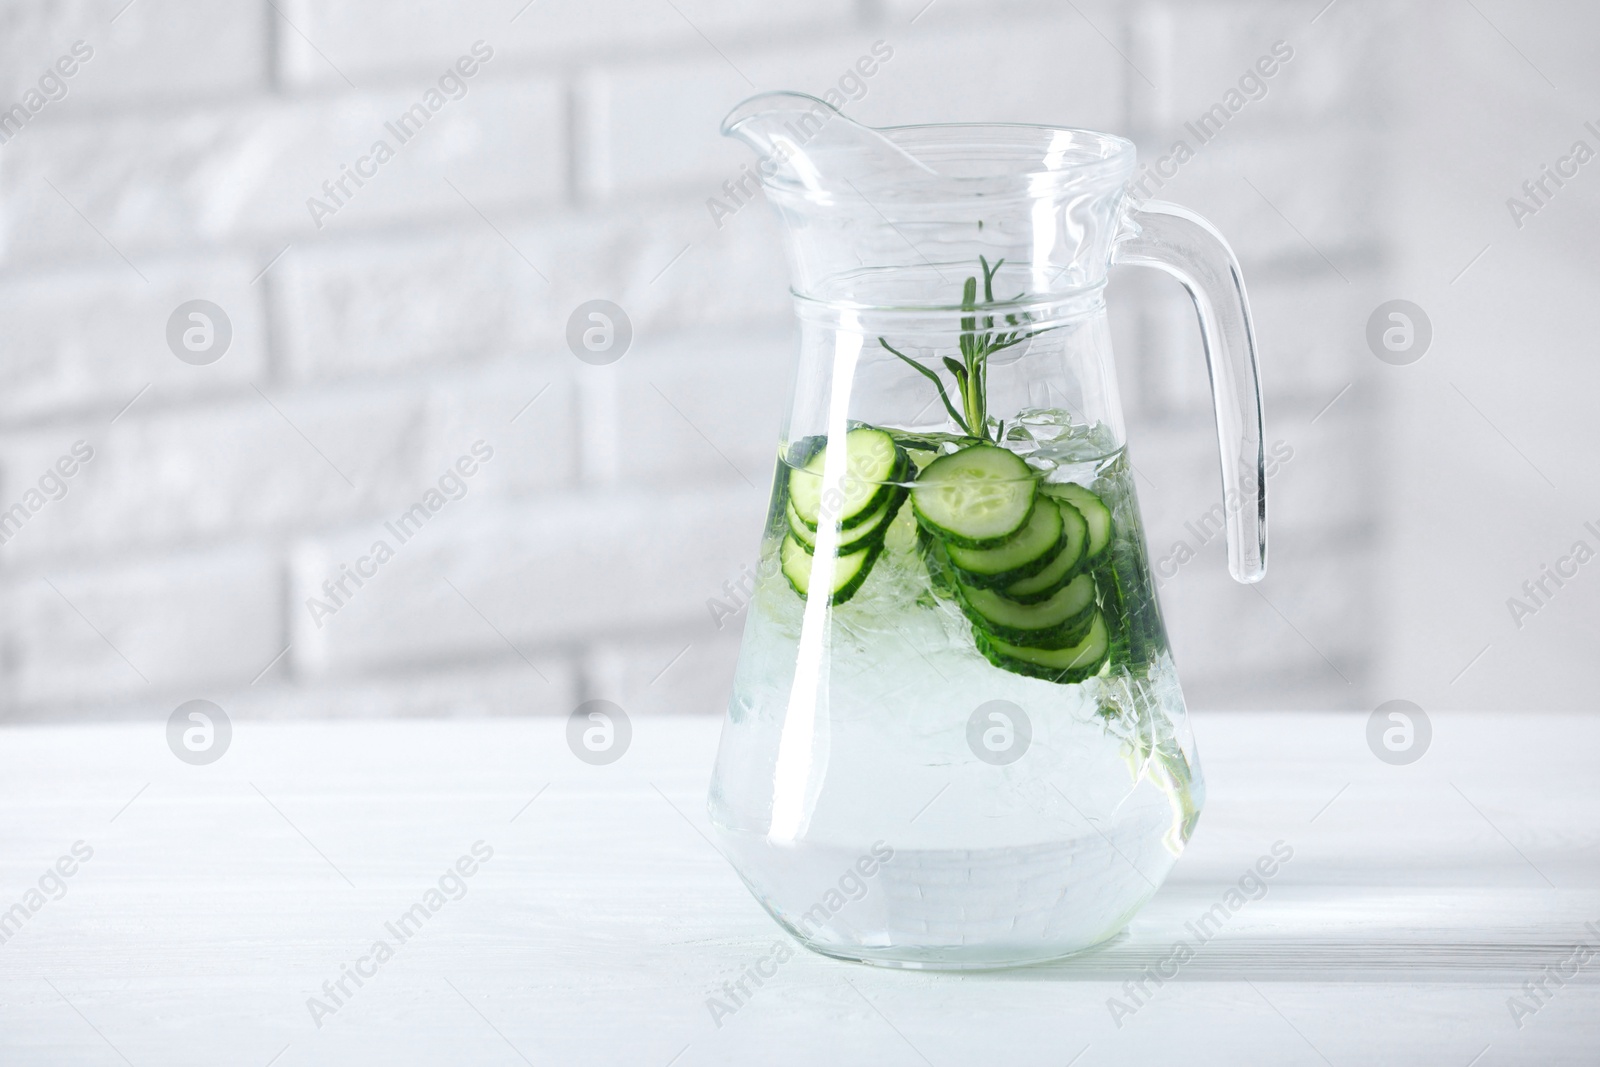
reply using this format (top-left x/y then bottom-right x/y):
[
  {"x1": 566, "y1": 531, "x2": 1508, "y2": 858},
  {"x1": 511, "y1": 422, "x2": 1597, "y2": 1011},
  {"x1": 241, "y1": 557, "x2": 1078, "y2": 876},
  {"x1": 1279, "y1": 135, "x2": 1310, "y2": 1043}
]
[{"x1": 756, "y1": 417, "x2": 1171, "y2": 688}]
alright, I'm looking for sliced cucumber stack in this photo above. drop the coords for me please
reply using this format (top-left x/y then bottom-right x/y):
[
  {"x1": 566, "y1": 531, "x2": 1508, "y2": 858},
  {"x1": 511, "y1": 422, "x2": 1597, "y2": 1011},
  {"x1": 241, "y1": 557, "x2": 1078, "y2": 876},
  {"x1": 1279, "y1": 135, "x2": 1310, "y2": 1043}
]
[
  {"x1": 779, "y1": 426, "x2": 911, "y2": 602},
  {"x1": 912, "y1": 457, "x2": 1117, "y2": 684},
  {"x1": 778, "y1": 428, "x2": 1121, "y2": 683}
]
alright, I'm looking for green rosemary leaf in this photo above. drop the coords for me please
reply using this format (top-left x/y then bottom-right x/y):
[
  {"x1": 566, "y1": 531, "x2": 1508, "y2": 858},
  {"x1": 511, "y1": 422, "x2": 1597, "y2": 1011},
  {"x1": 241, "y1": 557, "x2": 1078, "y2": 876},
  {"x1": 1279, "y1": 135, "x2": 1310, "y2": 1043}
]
[
  {"x1": 980, "y1": 256, "x2": 1004, "y2": 303},
  {"x1": 881, "y1": 339, "x2": 970, "y2": 434}
]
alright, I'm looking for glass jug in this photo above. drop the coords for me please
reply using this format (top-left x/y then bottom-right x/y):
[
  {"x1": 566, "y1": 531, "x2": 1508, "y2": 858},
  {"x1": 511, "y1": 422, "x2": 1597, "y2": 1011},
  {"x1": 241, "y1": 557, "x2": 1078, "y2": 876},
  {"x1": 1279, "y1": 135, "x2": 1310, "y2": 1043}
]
[{"x1": 707, "y1": 92, "x2": 1266, "y2": 969}]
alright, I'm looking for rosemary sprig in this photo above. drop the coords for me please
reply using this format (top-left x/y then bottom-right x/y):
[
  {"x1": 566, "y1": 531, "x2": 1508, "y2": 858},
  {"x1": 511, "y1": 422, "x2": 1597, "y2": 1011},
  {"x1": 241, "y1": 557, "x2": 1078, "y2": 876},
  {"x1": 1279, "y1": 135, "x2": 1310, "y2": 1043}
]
[{"x1": 880, "y1": 256, "x2": 1037, "y2": 444}]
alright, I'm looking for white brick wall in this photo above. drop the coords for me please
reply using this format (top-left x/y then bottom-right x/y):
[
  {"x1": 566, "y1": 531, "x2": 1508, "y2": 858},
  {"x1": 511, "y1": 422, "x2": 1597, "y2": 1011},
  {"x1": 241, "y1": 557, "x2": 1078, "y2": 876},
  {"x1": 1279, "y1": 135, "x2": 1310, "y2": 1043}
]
[
  {"x1": 0, "y1": 360, "x2": 578, "y2": 563},
  {"x1": 4, "y1": 543, "x2": 283, "y2": 706},
  {"x1": 0, "y1": 0, "x2": 1394, "y2": 720},
  {"x1": 0, "y1": 79, "x2": 566, "y2": 259},
  {"x1": 275, "y1": 0, "x2": 856, "y2": 88},
  {"x1": 0, "y1": 0, "x2": 265, "y2": 106},
  {"x1": 288, "y1": 485, "x2": 764, "y2": 674},
  {"x1": 0, "y1": 255, "x2": 267, "y2": 420}
]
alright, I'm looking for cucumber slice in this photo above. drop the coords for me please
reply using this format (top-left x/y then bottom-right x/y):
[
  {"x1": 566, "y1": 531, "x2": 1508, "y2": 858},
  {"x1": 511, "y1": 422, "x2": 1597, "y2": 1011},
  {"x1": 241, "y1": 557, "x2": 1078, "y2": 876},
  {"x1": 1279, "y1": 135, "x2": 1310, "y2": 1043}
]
[
  {"x1": 780, "y1": 534, "x2": 881, "y2": 604},
  {"x1": 911, "y1": 444, "x2": 1036, "y2": 549},
  {"x1": 975, "y1": 610, "x2": 1110, "y2": 683},
  {"x1": 958, "y1": 572, "x2": 1096, "y2": 649},
  {"x1": 787, "y1": 489, "x2": 900, "y2": 555},
  {"x1": 787, "y1": 427, "x2": 904, "y2": 531},
  {"x1": 945, "y1": 491, "x2": 1064, "y2": 587},
  {"x1": 1044, "y1": 482, "x2": 1112, "y2": 561},
  {"x1": 1003, "y1": 500, "x2": 1088, "y2": 603}
]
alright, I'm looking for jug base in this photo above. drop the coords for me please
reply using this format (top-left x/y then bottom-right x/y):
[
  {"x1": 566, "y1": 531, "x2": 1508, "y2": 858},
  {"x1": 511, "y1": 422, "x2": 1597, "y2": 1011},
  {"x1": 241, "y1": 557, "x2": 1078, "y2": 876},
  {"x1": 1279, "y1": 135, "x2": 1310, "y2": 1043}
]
[
  {"x1": 795, "y1": 927, "x2": 1130, "y2": 971},
  {"x1": 714, "y1": 821, "x2": 1174, "y2": 973}
]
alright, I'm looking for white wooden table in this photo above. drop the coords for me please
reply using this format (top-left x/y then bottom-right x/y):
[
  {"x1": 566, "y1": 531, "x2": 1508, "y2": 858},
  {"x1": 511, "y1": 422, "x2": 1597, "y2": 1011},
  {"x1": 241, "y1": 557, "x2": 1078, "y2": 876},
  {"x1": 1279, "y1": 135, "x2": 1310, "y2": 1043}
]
[{"x1": 1, "y1": 712, "x2": 1596, "y2": 1066}]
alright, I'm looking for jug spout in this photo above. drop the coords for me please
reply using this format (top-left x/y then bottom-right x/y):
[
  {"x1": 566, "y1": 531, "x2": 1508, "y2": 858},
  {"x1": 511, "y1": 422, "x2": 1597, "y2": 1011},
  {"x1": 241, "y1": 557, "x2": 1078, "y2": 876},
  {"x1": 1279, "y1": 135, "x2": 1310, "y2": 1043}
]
[{"x1": 721, "y1": 91, "x2": 938, "y2": 199}]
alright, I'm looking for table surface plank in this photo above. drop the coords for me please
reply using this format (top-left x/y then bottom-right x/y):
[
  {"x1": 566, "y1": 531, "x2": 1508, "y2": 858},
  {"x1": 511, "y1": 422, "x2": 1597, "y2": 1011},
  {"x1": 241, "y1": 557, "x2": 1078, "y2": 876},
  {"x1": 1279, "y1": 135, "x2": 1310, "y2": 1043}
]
[{"x1": 1, "y1": 711, "x2": 1596, "y2": 1066}]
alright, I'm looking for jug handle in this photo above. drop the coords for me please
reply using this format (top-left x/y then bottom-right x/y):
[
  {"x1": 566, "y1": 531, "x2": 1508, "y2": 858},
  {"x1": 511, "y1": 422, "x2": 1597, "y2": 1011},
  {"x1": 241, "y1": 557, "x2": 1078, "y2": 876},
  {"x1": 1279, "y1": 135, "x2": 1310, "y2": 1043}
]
[{"x1": 1113, "y1": 199, "x2": 1267, "y2": 583}]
